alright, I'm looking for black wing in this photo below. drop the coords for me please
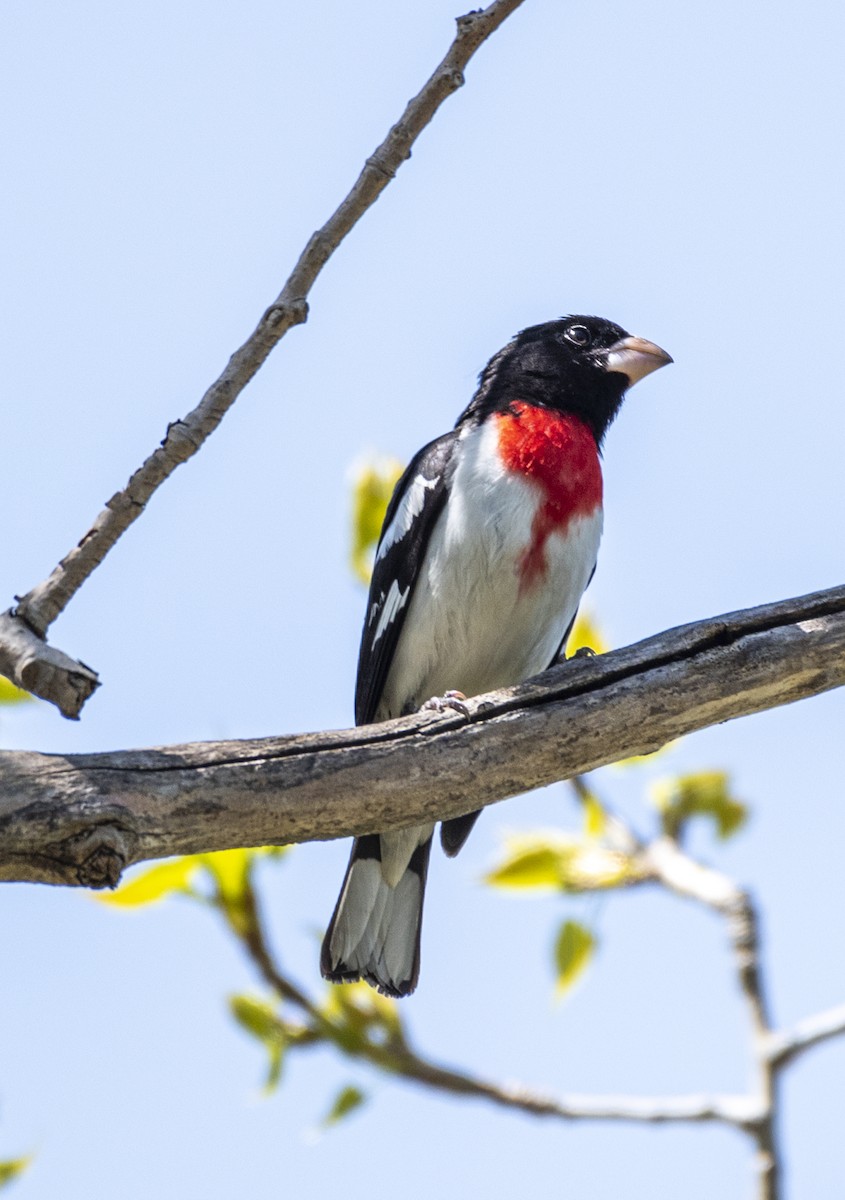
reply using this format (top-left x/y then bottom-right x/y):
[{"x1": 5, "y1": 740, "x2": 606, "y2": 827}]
[{"x1": 355, "y1": 431, "x2": 458, "y2": 726}]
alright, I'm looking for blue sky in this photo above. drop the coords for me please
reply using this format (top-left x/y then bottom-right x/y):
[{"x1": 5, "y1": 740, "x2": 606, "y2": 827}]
[{"x1": 1, "y1": 1, "x2": 844, "y2": 1196}]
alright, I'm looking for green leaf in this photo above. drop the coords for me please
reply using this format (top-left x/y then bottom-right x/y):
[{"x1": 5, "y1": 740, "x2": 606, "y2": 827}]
[
  {"x1": 323, "y1": 1085, "x2": 367, "y2": 1128},
  {"x1": 98, "y1": 856, "x2": 202, "y2": 906},
  {"x1": 0, "y1": 1155, "x2": 32, "y2": 1189},
  {"x1": 485, "y1": 834, "x2": 639, "y2": 893},
  {"x1": 231, "y1": 994, "x2": 281, "y2": 1042},
  {"x1": 582, "y1": 792, "x2": 607, "y2": 839},
  {"x1": 199, "y1": 848, "x2": 261, "y2": 937},
  {"x1": 350, "y1": 458, "x2": 403, "y2": 584},
  {"x1": 554, "y1": 920, "x2": 595, "y2": 996},
  {"x1": 200, "y1": 848, "x2": 252, "y2": 900},
  {"x1": 653, "y1": 771, "x2": 747, "y2": 841},
  {"x1": 199, "y1": 847, "x2": 288, "y2": 934},
  {"x1": 485, "y1": 843, "x2": 570, "y2": 890},
  {"x1": 0, "y1": 678, "x2": 31, "y2": 705},
  {"x1": 101, "y1": 846, "x2": 288, "y2": 925},
  {"x1": 230, "y1": 994, "x2": 287, "y2": 1092}
]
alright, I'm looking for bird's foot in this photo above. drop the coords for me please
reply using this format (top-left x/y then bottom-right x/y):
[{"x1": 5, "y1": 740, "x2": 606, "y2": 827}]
[
  {"x1": 420, "y1": 690, "x2": 470, "y2": 718},
  {"x1": 571, "y1": 645, "x2": 597, "y2": 659}
]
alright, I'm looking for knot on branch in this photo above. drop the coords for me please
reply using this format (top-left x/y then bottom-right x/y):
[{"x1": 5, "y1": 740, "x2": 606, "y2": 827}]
[
  {"x1": 161, "y1": 420, "x2": 201, "y2": 463},
  {"x1": 59, "y1": 824, "x2": 133, "y2": 889},
  {"x1": 78, "y1": 844, "x2": 123, "y2": 889},
  {"x1": 441, "y1": 67, "x2": 465, "y2": 91},
  {"x1": 105, "y1": 490, "x2": 143, "y2": 517},
  {"x1": 265, "y1": 299, "x2": 309, "y2": 329},
  {"x1": 456, "y1": 11, "x2": 485, "y2": 35},
  {"x1": 367, "y1": 150, "x2": 400, "y2": 179}
]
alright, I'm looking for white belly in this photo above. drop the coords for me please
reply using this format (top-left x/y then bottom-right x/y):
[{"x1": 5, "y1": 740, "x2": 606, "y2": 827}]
[{"x1": 378, "y1": 421, "x2": 603, "y2": 718}]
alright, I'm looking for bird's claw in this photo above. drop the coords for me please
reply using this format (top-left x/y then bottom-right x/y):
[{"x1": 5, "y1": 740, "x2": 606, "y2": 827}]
[
  {"x1": 420, "y1": 690, "x2": 470, "y2": 718},
  {"x1": 571, "y1": 645, "x2": 597, "y2": 659}
]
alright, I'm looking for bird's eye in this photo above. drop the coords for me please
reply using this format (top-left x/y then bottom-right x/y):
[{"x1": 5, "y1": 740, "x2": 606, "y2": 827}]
[{"x1": 565, "y1": 325, "x2": 591, "y2": 347}]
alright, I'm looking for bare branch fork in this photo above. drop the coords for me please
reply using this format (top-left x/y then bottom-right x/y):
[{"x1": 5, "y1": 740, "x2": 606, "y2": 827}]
[
  {"x1": 0, "y1": 0, "x2": 527, "y2": 719},
  {"x1": 442, "y1": 839, "x2": 845, "y2": 1198},
  {"x1": 229, "y1": 780, "x2": 845, "y2": 1200},
  {"x1": 1, "y1": 583, "x2": 844, "y2": 888}
]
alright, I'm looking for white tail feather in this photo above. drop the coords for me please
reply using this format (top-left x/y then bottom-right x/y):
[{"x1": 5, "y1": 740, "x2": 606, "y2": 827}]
[{"x1": 322, "y1": 827, "x2": 433, "y2": 997}]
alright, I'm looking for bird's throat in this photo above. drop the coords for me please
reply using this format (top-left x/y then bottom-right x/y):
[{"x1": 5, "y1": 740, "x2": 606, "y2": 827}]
[{"x1": 496, "y1": 402, "x2": 603, "y2": 589}]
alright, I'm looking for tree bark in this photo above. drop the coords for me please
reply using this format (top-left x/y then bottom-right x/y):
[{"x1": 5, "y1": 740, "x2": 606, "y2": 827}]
[{"x1": 1, "y1": 584, "x2": 843, "y2": 888}]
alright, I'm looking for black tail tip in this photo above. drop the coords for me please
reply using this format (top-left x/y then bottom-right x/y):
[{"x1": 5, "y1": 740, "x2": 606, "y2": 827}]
[{"x1": 319, "y1": 954, "x2": 417, "y2": 999}]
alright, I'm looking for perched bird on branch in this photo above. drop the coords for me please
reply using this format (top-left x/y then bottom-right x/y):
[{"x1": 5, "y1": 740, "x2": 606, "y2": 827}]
[{"x1": 322, "y1": 315, "x2": 672, "y2": 996}]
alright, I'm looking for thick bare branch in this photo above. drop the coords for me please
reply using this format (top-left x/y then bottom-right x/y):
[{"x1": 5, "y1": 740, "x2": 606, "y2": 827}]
[
  {"x1": 1, "y1": 0, "x2": 527, "y2": 715},
  {"x1": 1, "y1": 585, "x2": 844, "y2": 889}
]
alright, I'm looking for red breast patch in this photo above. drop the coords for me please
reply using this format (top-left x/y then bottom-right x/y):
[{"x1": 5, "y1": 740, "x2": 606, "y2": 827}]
[{"x1": 496, "y1": 402, "x2": 603, "y2": 589}]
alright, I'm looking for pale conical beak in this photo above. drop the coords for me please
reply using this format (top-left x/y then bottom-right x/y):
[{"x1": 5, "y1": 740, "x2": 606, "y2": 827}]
[{"x1": 603, "y1": 335, "x2": 673, "y2": 385}]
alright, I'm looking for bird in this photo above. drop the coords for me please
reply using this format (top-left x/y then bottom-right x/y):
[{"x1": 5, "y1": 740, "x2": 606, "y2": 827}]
[{"x1": 321, "y1": 315, "x2": 672, "y2": 997}]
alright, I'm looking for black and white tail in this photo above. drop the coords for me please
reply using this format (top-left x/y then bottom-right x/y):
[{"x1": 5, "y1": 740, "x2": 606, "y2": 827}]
[{"x1": 321, "y1": 826, "x2": 433, "y2": 998}]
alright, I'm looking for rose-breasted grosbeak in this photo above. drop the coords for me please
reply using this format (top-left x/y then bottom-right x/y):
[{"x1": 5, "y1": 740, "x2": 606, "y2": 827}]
[{"x1": 321, "y1": 315, "x2": 672, "y2": 997}]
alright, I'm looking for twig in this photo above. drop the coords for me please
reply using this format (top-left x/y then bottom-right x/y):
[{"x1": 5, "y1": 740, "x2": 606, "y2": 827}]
[
  {"x1": 1, "y1": 0, "x2": 528, "y2": 717},
  {"x1": 570, "y1": 783, "x2": 845, "y2": 1198},
  {"x1": 766, "y1": 1003, "x2": 845, "y2": 1070},
  {"x1": 233, "y1": 866, "x2": 760, "y2": 1128},
  {"x1": 0, "y1": 585, "x2": 844, "y2": 887},
  {"x1": 643, "y1": 837, "x2": 781, "y2": 1197},
  {"x1": 199, "y1": 749, "x2": 845, "y2": 1197},
  {"x1": 569, "y1": 773, "x2": 641, "y2": 854},
  {"x1": 351, "y1": 1062, "x2": 759, "y2": 1127}
]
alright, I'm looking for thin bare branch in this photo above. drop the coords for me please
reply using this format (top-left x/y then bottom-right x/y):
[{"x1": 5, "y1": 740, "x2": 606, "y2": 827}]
[
  {"x1": 0, "y1": 585, "x2": 844, "y2": 888},
  {"x1": 354, "y1": 1065, "x2": 760, "y2": 1127},
  {"x1": 234, "y1": 859, "x2": 762, "y2": 1129},
  {"x1": 767, "y1": 1003, "x2": 845, "y2": 1070},
  {"x1": 644, "y1": 837, "x2": 773, "y2": 1035},
  {"x1": 156, "y1": 683, "x2": 845, "y2": 1196},
  {"x1": 644, "y1": 831, "x2": 780, "y2": 1196},
  {"x1": 1, "y1": 0, "x2": 527, "y2": 716},
  {"x1": 633, "y1": 831, "x2": 845, "y2": 1195}
]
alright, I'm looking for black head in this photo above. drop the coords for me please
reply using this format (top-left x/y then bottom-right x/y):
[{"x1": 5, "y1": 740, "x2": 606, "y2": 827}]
[{"x1": 459, "y1": 315, "x2": 672, "y2": 446}]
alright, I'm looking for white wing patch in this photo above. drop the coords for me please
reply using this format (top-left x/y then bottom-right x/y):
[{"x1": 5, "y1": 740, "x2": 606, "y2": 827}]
[
  {"x1": 376, "y1": 472, "x2": 438, "y2": 562},
  {"x1": 372, "y1": 579, "x2": 411, "y2": 645}
]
